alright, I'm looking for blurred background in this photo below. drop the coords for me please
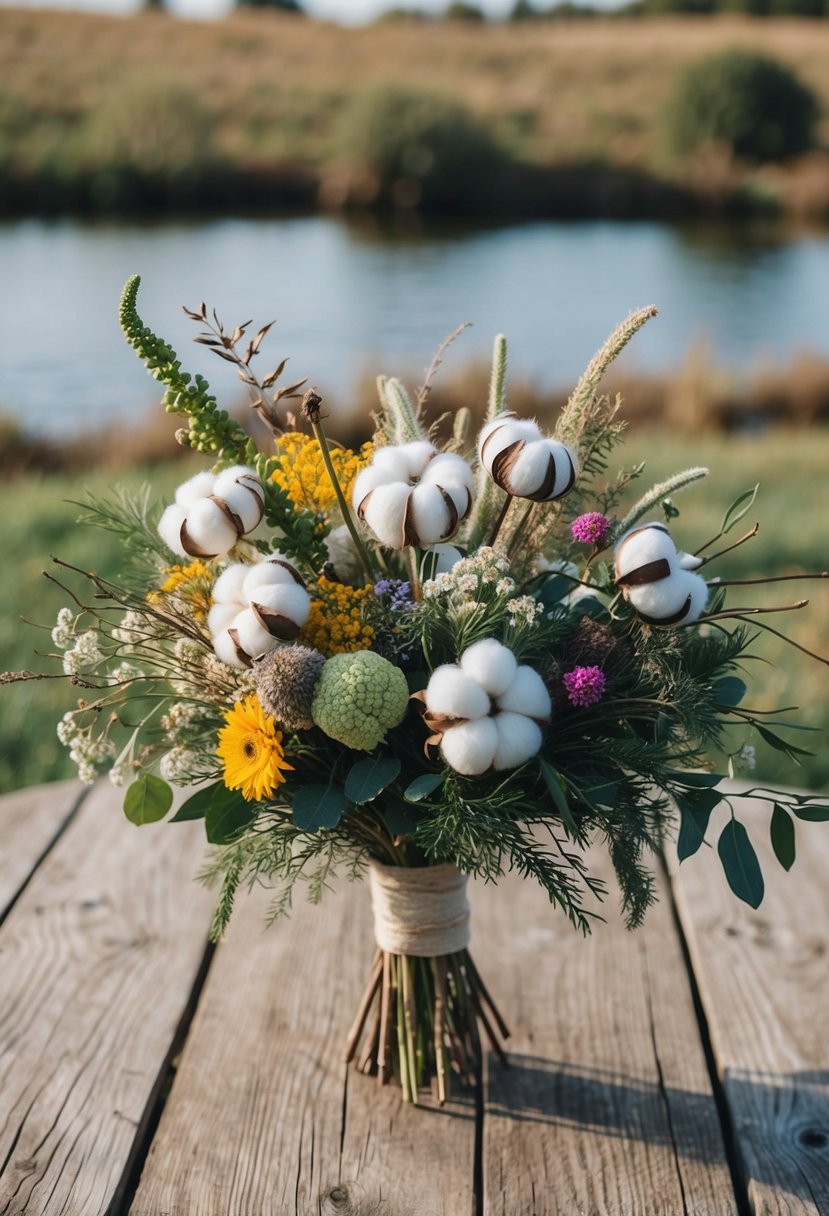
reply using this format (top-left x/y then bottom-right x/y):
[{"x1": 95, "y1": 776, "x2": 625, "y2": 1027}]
[{"x1": 1, "y1": 0, "x2": 827, "y2": 793}]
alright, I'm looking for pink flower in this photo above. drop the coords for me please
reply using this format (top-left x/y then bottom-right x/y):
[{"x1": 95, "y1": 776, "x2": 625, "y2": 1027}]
[
  {"x1": 563, "y1": 665, "x2": 606, "y2": 708},
  {"x1": 571, "y1": 512, "x2": 611, "y2": 547}
]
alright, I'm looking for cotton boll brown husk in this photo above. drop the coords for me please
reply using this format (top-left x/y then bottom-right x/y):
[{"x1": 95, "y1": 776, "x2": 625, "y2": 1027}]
[
  {"x1": 249, "y1": 583, "x2": 311, "y2": 639},
  {"x1": 440, "y1": 717, "x2": 499, "y2": 776},
  {"x1": 478, "y1": 416, "x2": 578, "y2": 503},
  {"x1": 492, "y1": 712, "x2": 542, "y2": 771},
  {"x1": 212, "y1": 465, "x2": 265, "y2": 534},
  {"x1": 496, "y1": 665, "x2": 551, "y2": 720},
  {"x1": 425, "y1": 665, "x2": 490, "y2": 721},
  {"x1": 460, "y1": 639, "x2": 517, "y2": 699},
  {"x1": 255, "y1": 645, "x2": 326, "y2": 732}
]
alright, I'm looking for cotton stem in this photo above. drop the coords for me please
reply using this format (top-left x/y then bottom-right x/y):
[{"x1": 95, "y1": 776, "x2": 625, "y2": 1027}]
[{"x1": 306, "y1": 407, "x2": 375, "y2": 581}]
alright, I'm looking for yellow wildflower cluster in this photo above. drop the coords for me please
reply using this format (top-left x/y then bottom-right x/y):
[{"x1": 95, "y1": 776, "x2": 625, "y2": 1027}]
[
  {"x1": 152, "y1": 561, "x2": 214, "y2": 622},
  {"x1": 272, "y1": 432, "x2": 373, "y2": 516},
  {"x1": 301, "y1": 577, "x2": 376, "y2": 657}
]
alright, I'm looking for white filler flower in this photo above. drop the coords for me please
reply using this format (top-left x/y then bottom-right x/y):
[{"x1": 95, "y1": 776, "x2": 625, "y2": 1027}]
[
  {"x1": 614, "y1": 523, "x2": 708, "y2": 627},
  {"x1": 477, "y1": 416, "x2": 578, "y2": 502},
  {"x1": 208, "y1": 554, "x2": 311, "y2": 668},
  {"x1": 424, "y1": 638, "x2": 551, "y2": 776},
  {"x1": 158, "y1": 465, "x2": 265, "y2": 559},
  {"x1": 352, "y1": 441, "x2": 474, "y2": 550}
]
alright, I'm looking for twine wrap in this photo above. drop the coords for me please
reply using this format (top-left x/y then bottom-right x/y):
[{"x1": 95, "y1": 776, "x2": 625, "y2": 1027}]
[{"x1": 368, "y1": 860, "x2": 470, "y2": 957}]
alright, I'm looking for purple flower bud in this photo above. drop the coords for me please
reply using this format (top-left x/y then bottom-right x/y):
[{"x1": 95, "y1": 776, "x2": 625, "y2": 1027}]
[{"x1": 563, "y1": 665, "x2": 606, "y2": 708}]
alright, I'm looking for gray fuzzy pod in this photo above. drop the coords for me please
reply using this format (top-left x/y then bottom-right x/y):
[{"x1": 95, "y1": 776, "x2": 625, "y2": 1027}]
[{"x1": 254, "y1": 645, "x2": 326, "y2": 732}]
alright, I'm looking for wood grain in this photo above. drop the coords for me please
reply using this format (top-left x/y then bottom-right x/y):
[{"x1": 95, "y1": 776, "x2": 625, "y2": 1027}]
[
  {"x1": 671, "y1": 787, "x2": 829, "y2": 1216},
  {"x1": 472, "y1": 861, "x2": 737, "y2": 1215},
  {"x1": 130, "y1": 875, "x2": 477, "y2": 1216},
  {"x1": 0, "y1": 780, "x2": 215, "y2": 1216},
  {"x1": 0, "y1": 780, "x2": 87, "y2": 920}
]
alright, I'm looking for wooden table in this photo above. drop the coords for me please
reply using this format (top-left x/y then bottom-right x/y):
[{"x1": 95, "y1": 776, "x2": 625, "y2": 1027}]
[{"x1": 1, "y1": 778, "x2": 827, "y2": 1215}]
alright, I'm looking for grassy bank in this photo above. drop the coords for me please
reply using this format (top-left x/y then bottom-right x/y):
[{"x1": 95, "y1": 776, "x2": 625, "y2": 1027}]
[
  {"x1": 3, "y1": 9, "x2": 829, "y2": 217},
  {"x1": 2, "y1": 430, "x2": 827, "y2": 795}
]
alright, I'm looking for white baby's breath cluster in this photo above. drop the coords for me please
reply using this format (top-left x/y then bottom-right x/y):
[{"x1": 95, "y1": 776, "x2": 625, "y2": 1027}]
[
  {"x1": 62, "y1": 630, "x2": 105, "y2": 676},
  {"x1": 160, "y1": 701, "x2": 207, "y2": 742},
  {"x1": 51, "y1": 607, "x2": 76, "y2": 649},
  {"x1": 57, "y1": 713, "x2": 116, "y2": 783},
  {"x1": 159, "y1": 745, "x2": 204, "y2": 785},
  {"x1": 112, "y1": 610, "x2": 149, "y2": 650},
  {"x1": 422, "y1": 547, "x2": 511, "y2": 603},
  {"x1": 506, "y1": 596, "x2": 543, "y2": 628},
  {"x1": 109, "y1": 660, "x2": 145, "y2": 685}
]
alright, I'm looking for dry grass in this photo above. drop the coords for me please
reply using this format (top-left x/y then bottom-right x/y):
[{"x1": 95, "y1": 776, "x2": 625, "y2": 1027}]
[{"x1": 3, "y1": 9, "x2": 829, "y2": 212}]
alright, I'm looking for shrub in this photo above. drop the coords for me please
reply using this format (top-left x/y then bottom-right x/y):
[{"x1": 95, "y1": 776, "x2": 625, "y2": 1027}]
[
  {"x1": 444, "y1": 2, "x2": 485, "y2": 18},
  {"x1": 337, "y1": 86, "x2": 509, "y2": 213},
  {"x1": 666, "y1": 49, "x2": 819, "y2": 163}
]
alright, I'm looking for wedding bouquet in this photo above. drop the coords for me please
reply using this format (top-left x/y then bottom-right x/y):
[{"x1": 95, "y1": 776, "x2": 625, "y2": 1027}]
[{"x1": 8, "y1": 275, "x2": 827, "y2": 1105}]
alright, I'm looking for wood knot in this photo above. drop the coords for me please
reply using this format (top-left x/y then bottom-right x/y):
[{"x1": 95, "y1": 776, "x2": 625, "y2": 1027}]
[
  {"x1": 799, "y1": 1128, "x2": 828, "y2": 1150},
  {"x1": 321, "y1": 1182, "x2": 380, "y2": 1214}
]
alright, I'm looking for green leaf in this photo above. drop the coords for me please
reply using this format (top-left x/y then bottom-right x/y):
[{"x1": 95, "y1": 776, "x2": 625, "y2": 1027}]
[
  {"x1": 792, "y1": 804, "x2": 829, "y2": 822},
  {"x1": 675, "y1": 787, "x2": 721, "y2": 861},
  {"x1": 205, "y1": 789, "x2": 256, "y2": 845},
  {"x1": 755, "y1": 724, "x2": 812, "y2": 760},
  {"x1": 718, "y1": 819, "x2": 764, "y2": 909},
  {"x1": 403, "y1": 773, "x2": 444, "y2": 803},
  {"x1": 666, "y1": 770, "x2": 724, "y2": 789},
  {"x1": 712, "y1": 676, "x2": 747, "y2": 708},
  {"x1": 170, "y1": 781, "x2": 224, "y2": 822},
  {"x1": 770, "y1": 804, "x2": 796, "y2": 871},
  {"x1": 124, "y1": 774, "x2": 173, "y2": 825},
  {"x1": 720, "y1": 483, "x2": 759, "y2": 536},
  {"x1": 385, "y1": 802, "x2": 421, "y2": 840},
  {"x1": 539, "y1": 760, "x2": 581, "y2": 840},
  {"x1": 344, "y1": 757, "x2": 402, "y2": 804},
  {"x1": 292, "y1": 784, "x2": 350, "y2": 832}
]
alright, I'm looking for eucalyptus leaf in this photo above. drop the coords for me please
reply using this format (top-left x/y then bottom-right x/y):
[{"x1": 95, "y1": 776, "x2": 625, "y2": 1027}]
[
  {"x1": 124, "y1": 774, "x2": 173, "y2": 826},
  {"x1": 675, "y1": 786, "x2": 721, "y2": 861},
  {"x1": 385, "y1": 802, "x2": 421, "y2": 840},
  {"x1": 345, "y1": 757, "x2": 402, "y2": 804},
  {"x1": 755, "y1": 724, "x2": 812, "y2": 760},
  {"x1": 720, "y1": 483, "x2": 759, "y2": 536},
  {"x1": 792, "y1": 804, "x2": 829, "y2": 822},
  {"x1": 770, "y1": 804, "x2": 796, "y2": 871},
  {"x1": 712, "y1": 676, "x2": 747, "y2": 708},
  {"x1": 403, "y1": 773, "x2": 444, "y2": 803},
  {"x1": 170, "y1": 781, "x2": 224, "y2": 822},
  {"x1": 666, "y1": 770, "x2": 724, "y2": 789},
  {"x1": 292, "y1": 784, "x2": 351, "y2": 832},
  {"x1": 205, "y1": 791, "x2": 256, "y2": 845},
  {"x1": 718, "y1": 819, "x2": 764, "y2": 909}
]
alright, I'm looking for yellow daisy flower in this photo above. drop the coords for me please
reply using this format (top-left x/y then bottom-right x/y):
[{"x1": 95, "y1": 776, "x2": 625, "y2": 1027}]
[{"x1": 217, "y1": 694, "x2": 293, "y2": 803}]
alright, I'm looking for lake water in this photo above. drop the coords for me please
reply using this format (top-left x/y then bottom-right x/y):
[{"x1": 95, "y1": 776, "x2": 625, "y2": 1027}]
[{"x1": 2, "y1": 214, "x2": 829, "y2": 437}]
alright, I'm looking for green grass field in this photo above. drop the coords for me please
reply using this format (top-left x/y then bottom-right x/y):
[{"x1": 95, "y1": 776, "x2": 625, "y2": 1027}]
[{"x1": 2, "y1": 428, "x2": 827, "y2": 796}]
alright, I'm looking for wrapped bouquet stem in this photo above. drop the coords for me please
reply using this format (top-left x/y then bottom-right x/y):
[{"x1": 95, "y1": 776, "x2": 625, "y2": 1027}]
[{"x1": 6, "y1": 277, "x2": 828, "y2": 1107}]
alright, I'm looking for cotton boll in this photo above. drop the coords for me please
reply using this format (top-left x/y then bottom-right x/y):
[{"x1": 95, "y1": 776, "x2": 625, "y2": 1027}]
[
  {"x1": 213, "y1": 467, "x2": 265, "y2": 534},
  {"x1": 496, "y1": 666, "x2": 551, "y2": 721},
  {"x1": 478, "y1": 417, "x2": 540, "y2": 469},
  {"x1": 460, "y1": 639, "x2": 517, "y2": 698},
  {"x1": 207, "y1": 602, "x2": 240, "y2": 637},
  {"x1": 628, "y1": 569, "x2": 708, "y2": 626},
  {"x1": 440, "y1": 718, "x2": 499, "y2": 776},
  {"x1": 614, "y1": 524, "x2": 675, "y2": 583},
  {"x1": 421, "y1": 453, "x2": 474, "y2": 515},
  {"x1": 359, "y1": 482, "x2": 411, "y2": 550},
  {"x1": 429, "y1": 544, "x2": 463, "y2": 574},
  {"x1": 407, "y1": 482, "x2": 453, "y2": 545},
  {"x1": 181, "y1": 497, "x2": 239, "y2": 558},
  {"x1": 175, "y1": 471, "x2": 216, "y2": 508},
  {"x1": 232, "y1": 608, "x2": 279, "y2": 661},
  {"x1": 425, "y1": 665, "x2": 491, "y2": 721},
  {"x1": 397, "y1": 441, "x2": 436, "y2": 479},
  {"x1": 678, "y1": 551, "x2": 704, "y2": 571},
  {"x1": 157, "y1": 503, "x2": 188, "y2": 557},
  {"x1": 492, "y1": 712, "x2": 542, "y2": 771},
  {"x1": 242, "y1": 556, "x2": 304, "y2": 598},
  {"x1": 212, "y1": 562, "x2": 250, "y2": 604},
  {"x1": 249, "y1": 583, "x2": 311, "y2": 637},
  {"x1": 370, "y1": 448, "x2": 412, "y2": 482},
  {"x1": 212, "y1": 627, "x2": 248, "y2": 669},
  {"x1": 352, "y1": 463, "x2": 397, "y2": 508}
]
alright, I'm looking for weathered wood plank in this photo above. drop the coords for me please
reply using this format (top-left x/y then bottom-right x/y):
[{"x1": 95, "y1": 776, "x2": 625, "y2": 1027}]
[
  {"x1": 473, "y1": 863, "x2": 738, "y2": 1215},
  {"x1": 671, "y1": 788, "x2": 829, "y2": 1215},
  {"x1": 130, "y1": 876, "x2": 477, "y2": 1216},
  {"x1": 0, "y1": 780, "x2": 215, "y2": 1216},
  {"x1": 0, "y1": 780, "x2": 87, "y2": 920}
]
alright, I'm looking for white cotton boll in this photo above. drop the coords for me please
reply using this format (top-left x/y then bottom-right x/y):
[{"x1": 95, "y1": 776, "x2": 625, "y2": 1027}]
[
  {"x1": 408, "y1": 482, "x2": 453, "y2": 544},
  {"x1": 370, "y1": 447, "x2": 412, "y2": 482},
  {"x1": 678, "y1": 551, "x2": 704, "y2": 571},
  {"x1": 242, "y1": 555, "x2": 303, "y2": 598},
  {"x1": 232, "y1": 608, "x2": 279, "y2": 660},
  {"x1": 682, "y1": 572, "x2": 709, "y2": 624},
  {"x1": 492, "y1": 712, "x2": 542, "y2": 771},
  {"x1": 360, "y1": 481, "x2": 411, "y2": 550},
  {"x1": 397, "y1": 441, "x2": 436, "y2": 479},
  {"x1": 175, "y1": 471, "x2": 216, "y2": 508},
  {"x1": 207, "y1": 602, "x2": 240, "y2": 637},
  {"x1": 496, "y1": 665, "x2": 551, "y2": 720},
  {"x1": 422, "y1": 452, "x2": 474, "y2": 492},
  {"x1": 629, "y1": 569, "x2": 708, "y2": 626},
  {"x1": 351, "y1": 463, "x2": 396, "y2": 509},
  {"x1": 157, "y1": 503, "x2": 188, "y2": 557},
  {"x1": 507, "y1": 440, "x2": 576, "y2": 501},
  {"x1": 441, "y1": 718, "x2": 499, "y2": 776},
  {"x1": 183, "y1": 498, "x2": 239, "y2": 557},
  {"x1": 460, "y1": 639, "x2": 517, "y2": 698},
  {"x1": 614, "y1": 524, "x2": 676, "y2": 581},
  {"x1": 430, "y1": 544, "x2": 463, "y2": 574},
  {"x1": 249, "y1": 583, "x2": 311, "y2": 635},
  {"x1": 478, "y1": 418, "x2": 540, "y2": 470},
  {"x1": 212, "y1": 627, "x2": 248, "y2": 669},
  {"x1": 214, "y1": 468, "x2": 265, "y2": 534},
  {"x1": 425, "y1": 665, "x2": 491, "y2": 721},
  {"x1": 212, "y1": 562, "x2": 250, "y2": 605}
]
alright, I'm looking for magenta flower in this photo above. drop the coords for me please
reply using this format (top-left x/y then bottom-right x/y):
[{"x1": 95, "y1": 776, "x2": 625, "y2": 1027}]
[
  {"x1": 571, "y1": 512, "x2": 611, "y2": 547},
  {"x1": 563, "y1": 665, "x2": 606, "y2": 708}
]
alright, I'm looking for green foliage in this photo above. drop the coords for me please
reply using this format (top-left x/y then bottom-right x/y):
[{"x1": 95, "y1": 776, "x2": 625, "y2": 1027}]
[
  {"x1": 444, "y1": 1, "x2": 485, "y2": 18},
  {"x1": 236, "y1": 0, "x2": 303, "y2": 9},
  {"x1": 123, "y1": 774, "x2": 173, "y2": 825},
  {"x1": 665, "y1": 50, "x2": 819, "y2": 163},
  {"x1": 337, "y1": 86, "x2": 510, "y2": 214}
]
